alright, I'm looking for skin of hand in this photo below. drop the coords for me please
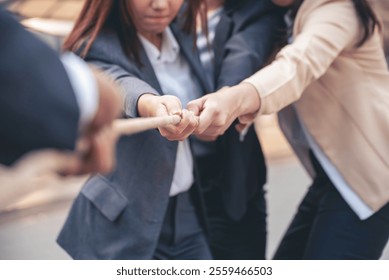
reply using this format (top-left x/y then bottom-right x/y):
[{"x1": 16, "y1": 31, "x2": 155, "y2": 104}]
[
  {"x1": 186, "y1": 83, "x2": 261, "y2": 138},
  {"x1": 0, "y1": 149, "x2": 81, "y2": 178},
  {"x1": 73, "y1": 67, "x2": 123, "y2": 175},
  {"x1": 0, "y1": 68, "x2": 122, "y2": 179},
  {"x1": 137, "y1": 93, "x2": 199, "y2": 141}
]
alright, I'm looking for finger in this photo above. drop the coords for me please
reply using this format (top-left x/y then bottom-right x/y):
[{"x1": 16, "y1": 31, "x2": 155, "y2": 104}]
[
  {"x1": 175, "y1": 109, "x2": 191, "y2": 133},
  {"x1": 187, "y1": 97, "x2": 206, "y2": 116},
  {"x1": 170, "y1": 110, "x2": 199, "y2": 141},
  {"x1": 155, "y1": 104, "x2": 177, "y2": 135},
  {"x1": 155, "y1": 96, "x2": 184, "y2": 135},
  {"x1": 159, "y1": 109, "x2": 191, "y2": 138},
  {"x1": 162, "y1": 95, "x2": 182, "y2": 116},
  {"x1": 195, "y1": 107, "x2": 216, "y2": 134}
]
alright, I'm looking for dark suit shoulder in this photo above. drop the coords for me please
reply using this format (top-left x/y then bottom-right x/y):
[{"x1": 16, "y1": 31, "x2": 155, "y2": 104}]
[
  {"x1": 0, "y1": 9, "x2": 80, "y2": 164},
  {"x1": 225, "y1": 0, "x2": 281, "y2": 29}
]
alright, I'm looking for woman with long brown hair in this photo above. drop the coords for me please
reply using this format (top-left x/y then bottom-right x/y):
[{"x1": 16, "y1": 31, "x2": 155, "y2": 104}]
[
  {"x1": 188, "y1": 0, "x2": 389, "y2": 259},
  {"x1": 57, "y1": 0, "x2": 213, "y2": 259}
]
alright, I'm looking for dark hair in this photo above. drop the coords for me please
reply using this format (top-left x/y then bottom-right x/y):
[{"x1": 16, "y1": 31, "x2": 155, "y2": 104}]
[
  {"x1": 352, "y1": 0, "x2": 381, "y2": 46},
  {"x1": 63, "y1": 0, "x2": 206, "y2": 65},
  {"x1": 290, "y1": 0, "x2": 381, "y2": 47}
]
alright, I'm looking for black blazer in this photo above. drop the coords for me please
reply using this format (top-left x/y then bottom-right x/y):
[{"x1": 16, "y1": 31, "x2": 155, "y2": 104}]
[
  {"x1": 204, "y1": 0, "x2": 286, "y2": 220},
  {"x1": 57, "y1": 22, "x2": 212, "y2": 259},
  {"x1": 0, "y1": 9, "x2": 80, "y2": 165}
]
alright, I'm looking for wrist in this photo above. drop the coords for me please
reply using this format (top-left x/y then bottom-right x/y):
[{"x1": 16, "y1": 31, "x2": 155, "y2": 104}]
[
  {"x1": 137, "y1": 93, "x2": 158, "y2": 117},
  {"x1": 233, "y1": 83, "x2": 261, "y2": 116}
]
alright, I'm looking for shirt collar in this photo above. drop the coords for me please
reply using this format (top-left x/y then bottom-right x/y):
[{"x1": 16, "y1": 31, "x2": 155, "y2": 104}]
[{"x1": 138, "y1": 27, "x2": 180, "y2": 64}]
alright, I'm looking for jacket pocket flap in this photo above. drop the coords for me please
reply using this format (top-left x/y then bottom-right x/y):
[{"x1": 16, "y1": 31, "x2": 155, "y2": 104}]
[{"x1": 81, "y1": 176, "x2": 128, "y2": 222}]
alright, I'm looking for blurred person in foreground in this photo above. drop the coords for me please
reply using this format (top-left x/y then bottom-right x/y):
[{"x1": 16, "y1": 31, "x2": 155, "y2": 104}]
[
  {"x1": 195, "y1": 0, "x2": 285, "y2": 259},
  {"x1": 0, "y1": 9, "x2": 122, "y2": 183},
  {"x1": 57, "y1": 0, "x2": 213, "y2": 260},
  {"x1": 188, "y1": 0, "x2": 389, "y2": 259}
]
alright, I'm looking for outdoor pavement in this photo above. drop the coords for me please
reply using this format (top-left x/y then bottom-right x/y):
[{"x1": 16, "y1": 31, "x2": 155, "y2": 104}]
[{"x1": 0, "y1": 115, "x2": 388, "y2": 260}]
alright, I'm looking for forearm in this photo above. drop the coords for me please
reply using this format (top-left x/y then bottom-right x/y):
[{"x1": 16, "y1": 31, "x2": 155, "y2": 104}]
[
  {"x1": 137, "y1": 93, "x2": 159, "y2": 118},
  {"x1": 226, "y1": 83, "x2": 261, "y2": 117},
  {"x1": 87, "y1": 60, "x2": 159, "y2": 118},
  {"x1": 243, "y1": 1, "x2": 360, "y2": 115},
  {"x1": 187, "y1": 83, "x2": 260, "y2": 137}
]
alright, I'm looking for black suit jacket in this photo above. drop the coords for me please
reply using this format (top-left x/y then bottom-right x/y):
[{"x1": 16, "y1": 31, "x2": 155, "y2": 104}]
[
  {"x1": 204, "y1": 0, "x2": 286, "y2": 220},
  {"x1": 0, "y1": 9, "x2": 80, "y2": 165}
]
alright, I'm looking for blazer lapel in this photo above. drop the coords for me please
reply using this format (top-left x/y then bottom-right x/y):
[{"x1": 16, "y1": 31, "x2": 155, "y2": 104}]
[
  {"x1": 137, "y1": 46, "x2": 163, "y2": 93},
  {"x1": 170, "y1": 22, "x2": 212, "y2": 93},
  {"x1": 91, "y1": 29, "x2": 164, "y2": 94}
]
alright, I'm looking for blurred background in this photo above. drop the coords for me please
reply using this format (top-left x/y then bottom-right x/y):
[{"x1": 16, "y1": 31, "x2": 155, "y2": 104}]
[{"x1": 0, "y1": 0, "x2": 388, "y2": 260}]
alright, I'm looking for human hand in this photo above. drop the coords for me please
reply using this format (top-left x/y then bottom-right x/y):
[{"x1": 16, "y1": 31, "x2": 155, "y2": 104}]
[
  {"x1": 137, "y1": 94, "x2": 199, "y2": 141},
  {"x1": 187, "y1": 83, "x2": 261, "y2": 138},
  {"x1": 0, "y1": 149, "x2": 86, "y2": 208},
  {"x1": 75, "y1": 124, "x2": 118, "y2": 175},
  {"x1": 1, "y1": 149, "x2": 81, "y2": 178}
]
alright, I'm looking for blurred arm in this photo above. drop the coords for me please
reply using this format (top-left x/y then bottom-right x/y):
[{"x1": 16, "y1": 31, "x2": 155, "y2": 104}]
[{"x1": 60, "y1": 52, "x2": 99, "y2": 129}]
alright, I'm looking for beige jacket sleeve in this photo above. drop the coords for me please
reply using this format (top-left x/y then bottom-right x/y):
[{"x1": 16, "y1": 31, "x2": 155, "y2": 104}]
[{"x1": 244, "y1": 1, "x2": 360, "y2": 115}]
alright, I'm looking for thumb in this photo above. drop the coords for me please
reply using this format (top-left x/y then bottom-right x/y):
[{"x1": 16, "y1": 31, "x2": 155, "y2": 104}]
[{"x1": 187, "y1": 96, "x2": 206, "y2": 116}]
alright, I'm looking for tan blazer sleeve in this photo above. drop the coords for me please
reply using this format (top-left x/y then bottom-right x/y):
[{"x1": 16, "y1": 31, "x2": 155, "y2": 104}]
[{"x1": 243, "y1": 1, "x2": 360, "y2": 115}]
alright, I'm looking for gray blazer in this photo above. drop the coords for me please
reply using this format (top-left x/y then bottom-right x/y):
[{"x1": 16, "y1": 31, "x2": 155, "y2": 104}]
[{"x1": 57, "y1": 22, "x2": 211, "y2": 259}]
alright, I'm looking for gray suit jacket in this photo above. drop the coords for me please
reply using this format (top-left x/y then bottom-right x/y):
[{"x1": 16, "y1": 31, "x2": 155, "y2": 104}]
[{"x1": 57, "y1": 22, "x2": 211, "y2": 259}]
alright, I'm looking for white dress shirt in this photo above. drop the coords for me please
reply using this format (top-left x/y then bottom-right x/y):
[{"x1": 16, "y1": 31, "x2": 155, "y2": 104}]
[{"x1": 139, "y1": 28, "x2": 201, "y2": 197}]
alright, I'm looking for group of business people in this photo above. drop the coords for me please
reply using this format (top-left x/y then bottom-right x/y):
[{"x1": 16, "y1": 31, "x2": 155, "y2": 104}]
[
  {"x1": 56, "y1": 0, "x2": 284, "y2": 260},
  {"x1": 56, "y1": 0, "x2": 389, "y2": 260},
  {"x1": 2, "y1": 0, "x2": 389, "y2": 260}
]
